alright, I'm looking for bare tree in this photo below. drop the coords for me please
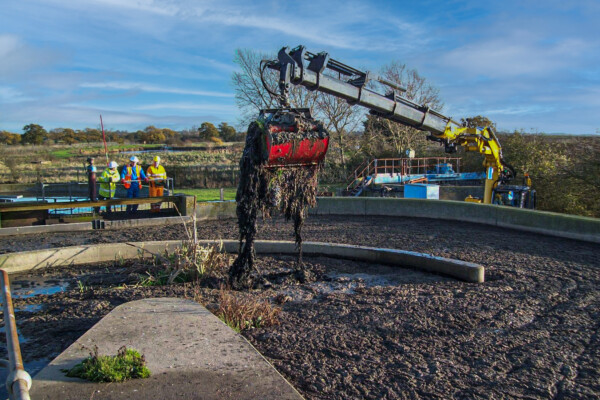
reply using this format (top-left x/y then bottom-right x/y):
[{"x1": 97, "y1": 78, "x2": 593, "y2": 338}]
[
  {"x1": 232, "y1": 48, "x2": 320, "y2": 126},
  {"x1": 232, "y1": 49, "x2": 277, "y2": 126},
  {"x1": 364, "y1": 61, "x2": 444, "y2": 156},
  {"x1": 313, "y1": 95, "x2": 363, "y2": 168}
]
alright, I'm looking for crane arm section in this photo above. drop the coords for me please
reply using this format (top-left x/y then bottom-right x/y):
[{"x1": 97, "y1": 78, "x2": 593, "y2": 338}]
[{"x1": 263, "y1": 45, "x2": 514, "y2": 203}]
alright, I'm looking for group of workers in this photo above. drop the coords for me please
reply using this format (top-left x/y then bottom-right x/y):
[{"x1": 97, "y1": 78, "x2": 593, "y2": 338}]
[{"x1": 86, "y1": 155, "x2": 167, "y2": 215}]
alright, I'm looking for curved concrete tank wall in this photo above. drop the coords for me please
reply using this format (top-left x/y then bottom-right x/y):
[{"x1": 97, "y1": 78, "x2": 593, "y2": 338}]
[
  {"x1": 0, "y1": 240, "x2": 484, "y2": 283},
  {"x1": 196, "y1": 198, "x2": 600, "y2": 244}
]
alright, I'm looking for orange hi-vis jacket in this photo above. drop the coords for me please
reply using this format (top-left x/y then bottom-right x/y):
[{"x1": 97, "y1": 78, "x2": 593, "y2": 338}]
[{"x1": 121, "y1": 165, "x2": 145, "y2": 189}]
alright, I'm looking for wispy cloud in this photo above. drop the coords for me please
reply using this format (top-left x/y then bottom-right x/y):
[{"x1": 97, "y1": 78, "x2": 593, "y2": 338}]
[
  {"x1": 440, "y1": 33, "x2": 590, "y2": 77},
  {"x1": 134, "y1": 102, "x2": 237, "y2": 112},
  {"x1": 2, "y1": 0, "x2": 599, "y2": 133},
  {"x1": 0, "y1": 34, "x2": 60, "y2": 77},
  {"x1": 1, "y1": 102, "x2": 223, "y2": 129},
  {"x1": 87, "y1": 0, "x2": 179, "y2": 16},
  {"x1": 0, "y1": 86, "x2": 31, "y2": 103},
  {"x1": 478, "y1": 105, "x2": 556, "y2": 116},
  {"x1": 58, "y1": 0, "x2": 426, "y2": 52},
  {"x1": 80, "y1": 82, "x2": 234, "y2": 97}
]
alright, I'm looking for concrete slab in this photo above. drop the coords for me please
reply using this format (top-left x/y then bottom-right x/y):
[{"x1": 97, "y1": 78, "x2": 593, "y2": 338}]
[{"x1": 30, "y1": 298, "x2": 304, "y2": 400}]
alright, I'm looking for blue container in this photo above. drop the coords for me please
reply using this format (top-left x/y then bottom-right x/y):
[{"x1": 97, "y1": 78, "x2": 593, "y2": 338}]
[{"x1": 404, "y1": 184, "x2": 440, "y2": 200}]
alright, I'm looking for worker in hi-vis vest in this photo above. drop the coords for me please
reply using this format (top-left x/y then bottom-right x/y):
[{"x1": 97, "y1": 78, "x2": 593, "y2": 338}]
[
  {"x1": 147, "y1": 156, "x2": 167, "y2": 212},
  {"x1": 95, "y1": 161, "x2": 120, "y2": 215},
  {"x1": 121, "y1": 156, "x2": 148, "y2": 215}
]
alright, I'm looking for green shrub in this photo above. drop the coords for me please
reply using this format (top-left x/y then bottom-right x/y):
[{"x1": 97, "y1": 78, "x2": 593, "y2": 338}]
[{"x1": 63, "y1": 346, "x2": 150, "y2": 382}]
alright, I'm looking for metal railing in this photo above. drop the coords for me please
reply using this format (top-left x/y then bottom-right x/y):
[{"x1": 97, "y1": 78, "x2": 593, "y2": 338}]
[
  {"x1": 39, "y1": 178, "x2": 175, "y2": 201},
  {"x1": 35, "y1": 179, "x2": 176, "y2": 215},
  {"x1": 0, "y1": 270, "x2": 32, "y2": 400},
  {"x1": 345, "y1": 157, "x2": 461, "y2": 192}
]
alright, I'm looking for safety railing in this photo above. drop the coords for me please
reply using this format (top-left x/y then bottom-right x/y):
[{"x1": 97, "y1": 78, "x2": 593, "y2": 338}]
[
  {"x1": 345, "y1": 157, "x2": 462, "y2": 193},
  {"x1": 39, "y1": 178, "x2": 175, "y2": 201},
  {"x1": 0, "y1": 270, "x2": 32, "y2": 400},
  {"x1": 34, "y1": 179, "x2": 175, "y2": 215}
]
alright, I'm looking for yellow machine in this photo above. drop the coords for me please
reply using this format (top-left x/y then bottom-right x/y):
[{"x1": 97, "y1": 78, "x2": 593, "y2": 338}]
[
  {"x1": 263, "y1": 45, "x2": 535, "y2": 208},
  {"x1": 427, "y1": 122, "x2": 522, "y2": 205}
]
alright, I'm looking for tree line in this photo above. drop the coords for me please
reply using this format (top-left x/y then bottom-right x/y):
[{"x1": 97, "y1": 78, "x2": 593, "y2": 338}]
[{"x1": 0, "y1": 122, "x2": 244, "y2": 146}]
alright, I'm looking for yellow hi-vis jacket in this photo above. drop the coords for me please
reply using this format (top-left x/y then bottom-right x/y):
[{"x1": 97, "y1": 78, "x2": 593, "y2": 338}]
[
  {"x1": 147, "y1": 164, "x2": 167, "y2": 186},
  {"x1": 98, "y1": 168, "x2": 120, "y2": 198}
]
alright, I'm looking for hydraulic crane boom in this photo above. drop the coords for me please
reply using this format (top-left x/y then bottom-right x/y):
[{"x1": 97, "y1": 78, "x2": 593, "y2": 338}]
[{"x1": 262, "y1": 45, "x2": 515, "y2": 204}]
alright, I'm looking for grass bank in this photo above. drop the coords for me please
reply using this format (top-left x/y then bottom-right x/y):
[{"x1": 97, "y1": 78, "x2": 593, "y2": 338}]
[{"x1": 174, "y1": 188, "x2": 237, "y2": 202}]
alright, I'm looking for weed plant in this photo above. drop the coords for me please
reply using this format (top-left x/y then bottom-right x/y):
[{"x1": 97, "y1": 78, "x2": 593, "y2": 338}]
[
  {"x1": 130, "y1": 241, "x2": 228, "y2": 287},
  {"x1": 215, "y1": 289, "x2": 281, "y2": 333},
  {"x1": 63, "y1": 346, "x2": 150, "y2": 382}
]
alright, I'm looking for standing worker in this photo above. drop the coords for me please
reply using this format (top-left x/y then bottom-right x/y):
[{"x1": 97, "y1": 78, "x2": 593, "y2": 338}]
[
  {"x1": 523, "y1": 172, "x2": 532, "y2": 187},
  {"x1": 121, "y1": 156, "x2": 148, "y2": 215},
  {"x1": 86, "y1": 157, "x2": 97, "y2": 202},
  {"x1": 147, "y1": 156, "x2": 167, "y2": 212},
  {"x1": 95, "y1": 161, "x2": 120, "y2": 215}
]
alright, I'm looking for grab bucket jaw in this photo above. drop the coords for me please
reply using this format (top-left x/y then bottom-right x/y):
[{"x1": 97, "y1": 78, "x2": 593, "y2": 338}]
[{"x1": 259, "y1": 108, "x2": 330, "y2": 168}]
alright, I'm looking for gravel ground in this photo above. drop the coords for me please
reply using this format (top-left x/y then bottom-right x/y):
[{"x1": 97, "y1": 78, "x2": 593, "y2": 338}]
[{"x1": 1, "y1": 215, "x2": 599, "y2": 399}]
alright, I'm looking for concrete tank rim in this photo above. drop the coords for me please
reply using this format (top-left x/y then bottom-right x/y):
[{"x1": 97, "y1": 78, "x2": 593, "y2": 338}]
[{"x1": 0, "y1": 239, "x2": 484, "y2": 283}]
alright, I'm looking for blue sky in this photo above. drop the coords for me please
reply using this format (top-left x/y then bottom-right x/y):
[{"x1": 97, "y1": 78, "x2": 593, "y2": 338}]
[{"x1": 1, "y1": 0, "x2": 598, "y2": 134}]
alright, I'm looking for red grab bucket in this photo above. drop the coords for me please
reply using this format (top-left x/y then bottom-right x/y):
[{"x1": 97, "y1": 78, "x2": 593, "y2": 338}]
[{"x1": 260, "y1": 108, "x2": 330, "y2": 168}]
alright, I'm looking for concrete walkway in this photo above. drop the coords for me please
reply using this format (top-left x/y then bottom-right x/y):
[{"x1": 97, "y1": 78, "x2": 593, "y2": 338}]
[{"x1": 29, "y1": 298, "x2": 304, "y2": 400}]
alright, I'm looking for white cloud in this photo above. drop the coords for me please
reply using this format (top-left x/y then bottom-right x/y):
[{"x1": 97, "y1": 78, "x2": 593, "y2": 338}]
[
  {"x1": 0, "y1": 86, "x2": 31, "y2": 103},
  {"x1": 0, "y1": 34, "x2": 20, "y2": 57},
  {"x1": 48, "y1": 0, "x2": 425, "y2": 52},
  {"x1": 478, "y1": 105, "x2": 555, "y2": 116},
  {"x1": 70, "y1": 0, "x2": 179, "y2": 16},
  {"x1": 0, "y1": 34, "x2": 60, "y2": 77},
  {"x1": 80, "y1": 81, "x2": 234, "y2": 97},
  {"x1": 440, "y1": 32, "x2": 591, "y2": 77},
  {"x1": 134, "y1": 102, "x2": 237, "y2": 112}
]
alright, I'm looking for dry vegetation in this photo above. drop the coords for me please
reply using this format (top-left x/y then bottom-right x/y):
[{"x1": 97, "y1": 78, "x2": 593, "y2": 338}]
[
  {"x1": 213, "y1": 289, "x2": 281, "y2": 333},
  {"x1": 124, "y1": 239, "x2": 282, "y2": 333}
]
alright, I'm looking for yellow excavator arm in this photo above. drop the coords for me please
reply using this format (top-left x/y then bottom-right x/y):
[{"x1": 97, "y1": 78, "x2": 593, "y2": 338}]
[{"x1": 432, "y1": 123, "x2": 510, "y2": 203}]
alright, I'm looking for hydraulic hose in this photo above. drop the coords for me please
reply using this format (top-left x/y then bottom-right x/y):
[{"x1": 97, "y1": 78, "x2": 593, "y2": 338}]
[{"x1": 260, "y1": 60, "x2": 282, "y2": 101}]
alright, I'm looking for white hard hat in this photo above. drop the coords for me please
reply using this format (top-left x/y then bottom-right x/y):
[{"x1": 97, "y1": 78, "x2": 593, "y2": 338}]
[
  {"x1": 109, "y1": 161, "x2": 118, "y2": 168},
  {"x1": 130, "y1": 156, "x2": 139, "y2": 163}
]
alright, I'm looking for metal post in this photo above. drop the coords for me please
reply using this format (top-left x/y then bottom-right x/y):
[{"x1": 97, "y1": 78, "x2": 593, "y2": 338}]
[
  {"x1": 0, "y1": 270, "x2": 32, "y2": 400},
  {"x1": 219, "y1": 188, "x2": 224, "y2": 201}
]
